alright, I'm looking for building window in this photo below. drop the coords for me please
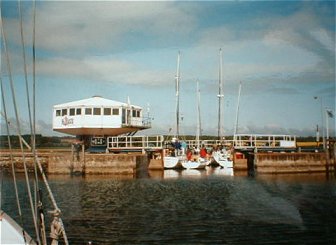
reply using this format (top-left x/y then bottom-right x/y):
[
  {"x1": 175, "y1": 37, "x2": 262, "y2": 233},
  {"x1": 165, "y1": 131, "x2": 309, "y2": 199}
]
[
  {"x1": 112, "y1": 108, "x2": 119, "y2": 115},
  {"x1": 85, "y1": 108, "x2": 92, "y2": 115},
  {"x1": 62, "y1": 109, "x2": 67, "y2": 116},
  {"x1": 104, "y1": 108, "x2": 111, "y2": 115},
  {"x1": 136, "y1": 110, "x2": 140, "y2": 117},
  {"x1": 122, "y1": 108, "x2": 126, "y2": 123},
  {"x1": 93, "y1": 108, "x2": 101, "y2": 115},
  {"x1": 56, "y1": 110, "x2": 61, "y2": 117},
  {"x1": 132, "y1": 110, "x2": 136, "y2": 117},
  {"x1": 76, "y1": 108, "x2": 81, "y2": 115},
  {"x1": 69, "y1": 108, "x2": 75, "y2": 116}
]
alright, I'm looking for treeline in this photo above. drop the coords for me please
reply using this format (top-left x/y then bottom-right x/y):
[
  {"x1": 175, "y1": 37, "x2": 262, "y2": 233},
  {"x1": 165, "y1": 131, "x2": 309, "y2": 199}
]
[{"x1": 0, "y1": 134, "x2": 74, "y2": 149}]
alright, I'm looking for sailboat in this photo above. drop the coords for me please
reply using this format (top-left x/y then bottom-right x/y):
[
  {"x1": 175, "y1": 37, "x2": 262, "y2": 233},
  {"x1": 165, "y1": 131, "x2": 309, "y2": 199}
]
[
  {"x1": 212, "y1": 48, "x2": 233, "y2": 168},
  {"x1": 0, "y1": 210, "x2": 36, "y2": 244},
  {"x1": 182, "y1": 81, "x2": 209, "y2": 169},
  {"x1": 163, "y1": 51, "x2": 186, "y2": 169},
  {"x1": 1, "y1": 2, "x2": 68, "y2": 244}
]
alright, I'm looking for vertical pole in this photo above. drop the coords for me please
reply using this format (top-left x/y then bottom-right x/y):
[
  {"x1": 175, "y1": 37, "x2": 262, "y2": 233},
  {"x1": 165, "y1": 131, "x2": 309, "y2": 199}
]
[
  {"x1": 218, "y1": 48, "x2": 224, "y2": 140},
  {"x1": 316, "y1": 124, "x2": 320, "y2": 150},
  {"x1": 314, "y1": 96, "x2": 325, "y2": 150},
  {"x1": 196, "y1": 80, "x2": 201, "y2": 149},
  {"x1": 326, "y1": 109, "x2": 330, "y2": 141},
  {"x1": 175, "y1": 51, "x2": 181, "y2": 138},
  {"x1": 234, "y1": 81, "x2": 242, "y2": 145},
  {"x1": 82, "y1": 144, "x2": 85, "y2": 174},
  {"x1": 320, "y1": 98, "x2": 325, "y2": 150}
]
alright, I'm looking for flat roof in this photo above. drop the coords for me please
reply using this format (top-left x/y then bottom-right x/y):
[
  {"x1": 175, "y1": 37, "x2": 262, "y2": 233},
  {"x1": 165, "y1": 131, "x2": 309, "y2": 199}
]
[{"x1": 54, "y1": 96, "x2": 141, "y2": 109}]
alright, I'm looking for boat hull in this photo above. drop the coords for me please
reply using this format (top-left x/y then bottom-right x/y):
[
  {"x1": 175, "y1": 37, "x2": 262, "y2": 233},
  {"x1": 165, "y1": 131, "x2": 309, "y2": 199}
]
[
  {"x1": 182, "y1": 161, "x2": 206, "y2": 169},
  {"x1": 212, "y1": 151, "x2": 233, "y2": 168},
  {"x1": 182, "y1": 158, "x2": 208, "y2": 169},
  {"x1": 163, "y1": 156, "x2": 182, "y2": 169},
  {"x1": 0, "y1": 210, "x2": 36, "y2": 245}
]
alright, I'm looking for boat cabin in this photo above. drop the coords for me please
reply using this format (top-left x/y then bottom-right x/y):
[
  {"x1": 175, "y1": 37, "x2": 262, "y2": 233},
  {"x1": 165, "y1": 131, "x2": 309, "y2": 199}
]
[{"x1": 52, "y1": 96, "x2": 151, "y2": 136}]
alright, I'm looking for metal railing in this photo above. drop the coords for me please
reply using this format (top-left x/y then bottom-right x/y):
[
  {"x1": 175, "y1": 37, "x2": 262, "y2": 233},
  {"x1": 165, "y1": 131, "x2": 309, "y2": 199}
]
[
  {"x1": 106, "y1": 134, "x2": 297, "y2": 152},
  {"x1": 107, "y1": 135, "x2": 163, "y2": 150},
  {"x1": 183, "y1": 140, "x2": 233, "y2": 149},
  {"x1": 233, "y1": 134, "x2": 296, "y2": 149},
  {"x1": 121, "y1": 117, "x2": 151, "y2": 128}
]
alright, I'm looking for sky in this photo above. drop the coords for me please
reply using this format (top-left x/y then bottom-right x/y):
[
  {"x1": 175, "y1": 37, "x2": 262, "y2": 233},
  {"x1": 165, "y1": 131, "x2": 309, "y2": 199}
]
[{"x1": 1, "y1": 0, "x2": 335, "y2": 137}]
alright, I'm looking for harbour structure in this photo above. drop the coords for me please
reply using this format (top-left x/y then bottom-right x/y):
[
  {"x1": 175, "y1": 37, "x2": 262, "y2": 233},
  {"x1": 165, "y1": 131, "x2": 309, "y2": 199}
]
[
  {"x1": 53, "y1": 95, "x2": 151, "y2": 136},
  {"x1": 52, "y1": 95, "x2": 152, "y2": 151},
  {"x1": 1, "y1": 135, "x2": 334, "y2": 175}
]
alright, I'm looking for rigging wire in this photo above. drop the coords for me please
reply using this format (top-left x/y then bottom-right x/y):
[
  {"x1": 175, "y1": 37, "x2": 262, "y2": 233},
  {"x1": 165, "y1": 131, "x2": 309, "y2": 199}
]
[
  {"x1": 218, "y1": 48, "x2": 224, "y2": 140},
  {"x1": 0, "y1": 14, "x2": 41, "y2": 243},
  {"x1": 17, "y1": 1, "x2": 43, "y2": 243},
  {"x1": 0, "y1": 77, "x2": 24, "y2": 226},
  {"x1": 2, "y1": 2, "x2": 68, "y2": 243},
  {"x1": 31, "y1": 0, "x2": 48, "y2": 242}
]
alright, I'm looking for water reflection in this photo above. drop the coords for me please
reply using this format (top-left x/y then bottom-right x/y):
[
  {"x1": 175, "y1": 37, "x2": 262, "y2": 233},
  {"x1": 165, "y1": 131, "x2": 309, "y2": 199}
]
[
  {"x1": 148, "y1": 166, "x2": 235, "y2": 180},
  {"x1": 206, "y1": 166, "x2": 234, "y2": 176},
  {"x1": 2, "y1": 169, "x2": 336, "y2": 244}
]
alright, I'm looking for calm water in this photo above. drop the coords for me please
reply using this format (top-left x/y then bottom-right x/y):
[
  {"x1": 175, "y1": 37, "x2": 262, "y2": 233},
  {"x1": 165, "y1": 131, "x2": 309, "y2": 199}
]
[{"x1": 1, "y1": 168, "x2": 336, "y2": 244}]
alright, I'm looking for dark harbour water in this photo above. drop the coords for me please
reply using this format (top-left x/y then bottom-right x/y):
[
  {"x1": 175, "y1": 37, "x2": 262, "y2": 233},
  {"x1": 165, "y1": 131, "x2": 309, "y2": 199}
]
[{"x1": 1, "y1": 168, "x2": 336, "y2": 244}]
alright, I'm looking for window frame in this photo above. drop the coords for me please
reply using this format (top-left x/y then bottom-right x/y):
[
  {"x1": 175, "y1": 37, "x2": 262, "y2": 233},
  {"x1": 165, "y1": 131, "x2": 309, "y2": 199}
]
[
  {"x1": 93, "y1": 107, "x2": 101, "y2": 115},
  {"x1": 76, "y1": 108, "x2": 82, "y2": 115},
  {"x1": 69, "y1": 108, "x2": 75, "y2": 116},
  {"x1": 104, "y1": 108, "x2": 111, "y2": 116},
  {"x1": 85, "y1": 108, "x2": 92, "y2": 115},
  {"x1": 112, "y1": 108, "x2": 119, "y2": 116},
  {"x1": 62, "y1": 109, "x2": 67, "y2": 116}
]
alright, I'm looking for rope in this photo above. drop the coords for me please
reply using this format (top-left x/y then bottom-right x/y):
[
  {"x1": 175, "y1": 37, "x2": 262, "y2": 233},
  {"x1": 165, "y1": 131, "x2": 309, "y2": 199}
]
[
  {"x1": 1, "y1": 16, "x2": 41, "y2": 243},
  {"x1": 18, "y1": 0, "x2": 34, "y2": 141},
  {"x1": 0, "y1": 77, "x2": 23, "y2": 226},
  {"x1": 2, "y1": 3, "x2": 69, "y2": 244},
  {"x1": 18, "y1": 1, "x2": 45, "y2": 243},
  {"x1": 31, "y1": 1, "x2": 68, "y2": 243}
]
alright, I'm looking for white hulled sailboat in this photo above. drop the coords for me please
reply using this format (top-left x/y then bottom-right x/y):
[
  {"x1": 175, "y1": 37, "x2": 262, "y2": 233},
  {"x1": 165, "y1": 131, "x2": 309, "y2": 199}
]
[
  {"x1": 163, "y1": 51, "x2": 186, "y2": 169},
  {"x1": 182, "y1": 81, "x2": 209, "y2": 169},
  {"x1": 212, "y1": 48, "x2": 233, "y2": 168}
]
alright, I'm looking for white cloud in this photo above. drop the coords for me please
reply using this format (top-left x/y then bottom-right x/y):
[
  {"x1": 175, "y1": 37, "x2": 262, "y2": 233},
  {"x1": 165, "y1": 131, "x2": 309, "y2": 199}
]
[
  {"x1": 30, "y1": 2, "x2": 196, "y2": 53},
  {"x1": 309, "y1": 28, "x2": 335, "y2": 53},
  {"x1": 35, "y1": 55, "x2": 172, "y2": 86}
]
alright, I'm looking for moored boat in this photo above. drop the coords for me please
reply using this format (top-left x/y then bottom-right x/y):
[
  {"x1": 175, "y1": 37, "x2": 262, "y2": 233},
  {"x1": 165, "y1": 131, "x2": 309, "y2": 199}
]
[
  {"x1": 212, "y1": 150, "x2": 233, "y2": 168},
  {"x1": 181, "y1": 81, "x2": 210, "y2": 170},
  {"x1": 163, "y1": 51, "x2": 187, "y2": 169},
  {"x1": 0, "y1": 210, "x2": 36, "y2": 245},
  {"x1": 182, "y1": 157, "x2": 208, "y2": 169},
  {"x1": 212, "y1": 48, "x2": 234, "y2": 169},
  {"x1": 164, "y1": 155, "x2": 183, "y2": 169}
]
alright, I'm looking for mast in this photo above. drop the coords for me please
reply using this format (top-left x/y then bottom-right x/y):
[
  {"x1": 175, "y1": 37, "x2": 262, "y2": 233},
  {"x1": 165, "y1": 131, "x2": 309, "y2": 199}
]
[
  {"x1": 233, "y1": 81, "x2": 242, "y2": 145},
  {"x1": 217, "y1": 48, "x2": 224, "y2": 140},
  {"x1": 175, "y1": 51, "x2": 181, "y2": 138},
  {"x1": 196, "y1": 80, "x2": 201, "y2": 149},
  {"x1": 234, "y1": 81, "x2": 242, "y2": 136}
]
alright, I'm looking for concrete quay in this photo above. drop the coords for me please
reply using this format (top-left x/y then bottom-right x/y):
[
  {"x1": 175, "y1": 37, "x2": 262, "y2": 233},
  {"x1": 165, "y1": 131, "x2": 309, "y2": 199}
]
[
  {"x1": 1, "y1": 147, "x2": 335, "y2": 175},
  {"x1": 0, "y1": 149, "x2": 150, "y2": 175}
]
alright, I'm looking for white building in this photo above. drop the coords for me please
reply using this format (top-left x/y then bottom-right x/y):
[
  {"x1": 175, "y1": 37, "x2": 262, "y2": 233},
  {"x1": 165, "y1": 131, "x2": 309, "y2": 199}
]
[{"x1": 52, "y1": 96, "x2": 151, "y2": 136}]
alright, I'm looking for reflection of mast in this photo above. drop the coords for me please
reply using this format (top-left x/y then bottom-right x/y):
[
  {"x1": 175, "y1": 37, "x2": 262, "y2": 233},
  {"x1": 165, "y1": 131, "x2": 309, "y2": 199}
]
[
  {"x1": 234, "y1": 81, "x2": 242, "y2": 136},
  {"x1": 175, "y1": 51, "x2": 181, "y2": 138},
  {"x1": 217, "y1": 48, "x2": 224, "y2": 140},
  {"x1": 196, "y1": 80, "x2": 201, "y2": 149}
]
